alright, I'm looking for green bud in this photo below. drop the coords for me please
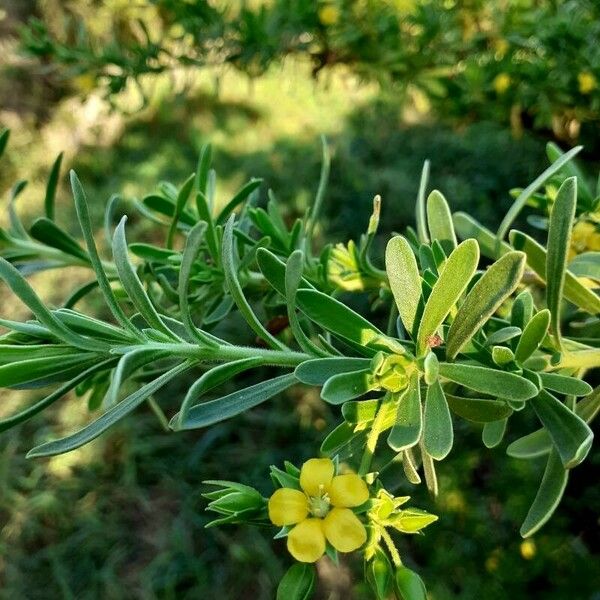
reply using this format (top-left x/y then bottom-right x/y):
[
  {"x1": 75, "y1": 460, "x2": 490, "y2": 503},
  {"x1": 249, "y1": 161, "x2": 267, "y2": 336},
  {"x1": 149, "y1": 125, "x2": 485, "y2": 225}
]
[{"x1": 395, "y1": 565, "x2": 427, "y2": 600}]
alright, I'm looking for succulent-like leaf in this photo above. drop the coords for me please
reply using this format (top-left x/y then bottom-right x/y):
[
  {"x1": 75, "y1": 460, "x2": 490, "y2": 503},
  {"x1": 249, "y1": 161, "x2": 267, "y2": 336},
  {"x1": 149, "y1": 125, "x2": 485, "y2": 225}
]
[
  {"x1": 545, "y1": 177, "x2": 577, "y2": 348},
  {"x1": 447, "y1": 251, "x2": 525, "y2": 359},
  {"x1": 417, "y1": 239, "x2": 479, "y2": 354}
]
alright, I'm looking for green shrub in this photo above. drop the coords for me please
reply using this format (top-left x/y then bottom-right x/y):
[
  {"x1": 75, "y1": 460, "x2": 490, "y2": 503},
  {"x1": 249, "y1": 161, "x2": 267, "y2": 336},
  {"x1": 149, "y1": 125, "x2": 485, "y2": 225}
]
[{"x1": 0, "y1": 127, "x2": 599, "y2": 598}]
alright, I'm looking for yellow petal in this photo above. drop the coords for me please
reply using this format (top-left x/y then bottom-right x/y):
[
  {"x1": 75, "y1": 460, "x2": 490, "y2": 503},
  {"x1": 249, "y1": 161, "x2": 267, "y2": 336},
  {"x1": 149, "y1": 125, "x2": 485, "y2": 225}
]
[
  {"x1": 287, "y1": 518, "x2": 326, "y2": 563},
  {"x1": 299, "y1": 458, "x2": 334, "y2": 497},
  {"x1": 268, "y1": 488, "x2": 309, "y2": 527},
  {"x1": 323, "y1": 508, "x2": 367, "y2": 553},
  {"x1": 329, "y1": 473, "x2": 369, "y2": 507}
]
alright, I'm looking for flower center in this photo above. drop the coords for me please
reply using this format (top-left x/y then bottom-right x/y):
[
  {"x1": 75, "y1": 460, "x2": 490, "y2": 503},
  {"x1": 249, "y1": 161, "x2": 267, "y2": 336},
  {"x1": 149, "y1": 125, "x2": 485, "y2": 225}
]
[{"x1": 308, "y1": 486, "x2": 331, "y2": 518}]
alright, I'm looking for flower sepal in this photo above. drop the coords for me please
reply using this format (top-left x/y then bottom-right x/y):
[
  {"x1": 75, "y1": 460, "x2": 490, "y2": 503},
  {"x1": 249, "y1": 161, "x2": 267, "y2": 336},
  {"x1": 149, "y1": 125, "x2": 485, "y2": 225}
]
[{"x1": 203, "y1": 480, "x2": 267, "y2": 527}]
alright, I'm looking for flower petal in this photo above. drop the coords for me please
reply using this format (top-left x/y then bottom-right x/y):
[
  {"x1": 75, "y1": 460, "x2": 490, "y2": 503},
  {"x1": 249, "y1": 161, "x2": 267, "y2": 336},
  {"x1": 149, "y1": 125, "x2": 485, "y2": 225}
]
[
  {"x1": 287, "y1": 518, "x2": 326, "y2": 563},
  {"x1": 323, "y1": 508, "x2": 367, "y2": 553},
  {"x1": 329, "y1": 473, "x2": 369, "y2": 507},
  {"x1": 299, "y1": 458, "x2": 334, "y2": 497},
  {"x1": 268, "y1": 488, "x2": 309, "y2": 527}
]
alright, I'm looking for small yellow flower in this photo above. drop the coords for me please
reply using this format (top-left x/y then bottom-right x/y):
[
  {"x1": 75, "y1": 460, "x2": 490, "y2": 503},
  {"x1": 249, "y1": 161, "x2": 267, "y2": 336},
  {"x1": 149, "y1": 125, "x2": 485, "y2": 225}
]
[
  {"x1": 520, "y1": 539, "x2": 536, "y2": 560},
  {"x1": 318, "y1": 5, "x2": 340, "y2": 26},
  {"x1": 493, "y1": 73, "x2": 511, "y2": 95},
  {"x1": 570, "y1": 220, "x2": 600, "y2": 259},
  {"x1": 327, "y1": 241, "x2": 378, "y2": 291},
  {"x1": 493, "y1": 38, "x2": 509, "y2": 58},
  {"x1": 578, "y1": 71, "x2": 597, "y2": 95},
  {"x1": 268, "y1": 458, "x2": 369, "y2": 563}
]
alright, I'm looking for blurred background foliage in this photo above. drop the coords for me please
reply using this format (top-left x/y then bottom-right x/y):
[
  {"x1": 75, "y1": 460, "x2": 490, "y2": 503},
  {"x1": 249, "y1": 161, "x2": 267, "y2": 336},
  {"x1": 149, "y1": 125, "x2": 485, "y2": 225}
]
[{"x1": 0, "y1": 1, "x2": 599, "y2": 599}]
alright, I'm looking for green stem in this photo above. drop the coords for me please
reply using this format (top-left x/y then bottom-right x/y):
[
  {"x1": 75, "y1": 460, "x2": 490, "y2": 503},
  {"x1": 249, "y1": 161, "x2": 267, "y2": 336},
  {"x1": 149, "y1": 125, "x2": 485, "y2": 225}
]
[
  {"x1": 112, "y1": 341, "x2": 311, "y2": 368},
  {"x1": 380, "y1": 527, "x2": 402, "y2": 567},
  {"x1": 359, "y1": 393, "x2": 394, "y2": 476}
]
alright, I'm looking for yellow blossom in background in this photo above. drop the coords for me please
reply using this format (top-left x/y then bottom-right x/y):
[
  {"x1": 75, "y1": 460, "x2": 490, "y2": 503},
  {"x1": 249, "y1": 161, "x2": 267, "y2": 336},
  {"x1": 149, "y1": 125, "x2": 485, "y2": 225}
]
[
  {"x1": 578, "y1": 71, "x2": 597, "y2": 95},
  {"x1": 318, "y1": 5, "x2": 340, "y2": 26},
  {"x1": 268, "y1": 458, "x2": 369, "y2": 563},
  {"x1": 493, "y1": 38, "x2": 509, "y2": 58},
  {"x1": 569, "y1": 220, "x2": 600, "y2": 259},
  {"x1": 493, "y1": 73, "x2": 511, "y2": 95},
  {"x1": 520, "y1": 539, "x2": 536, "y2": 560},
  {"x1": 73, "y1": 73, "x2": 97, "y2": 94}
]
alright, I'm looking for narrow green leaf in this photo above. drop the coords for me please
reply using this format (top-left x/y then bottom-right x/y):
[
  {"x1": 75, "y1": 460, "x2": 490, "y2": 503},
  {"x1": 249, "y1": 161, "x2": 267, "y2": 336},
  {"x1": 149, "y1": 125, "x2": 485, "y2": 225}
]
[
  {"x1": 0, "y1": 257, "x2": 96, "y2": 350},
  {"x1": 546, "y1": 142, "x2": 592, "y2": 204},
  {"x1": 482, "y1": 418, "x2": 507, "y2": 448},
  {"x1": 546, "y1": 177, "x2": 577, "y2": 349},
  {"x1": 417, "y1": 239, "x2": 479, "y2": 354},
  {"x1": 415, "y1": 160, "x2": 430, "y2": 244},
  {"x1": 166, "y1": 173, "x2": 195, "y2": 249},
  {"x1": 530, "y1": 390, "x2": 593, "y2": 469},
  {"x1": 71, "y1": 171, "x2": 140, "y2": 337},
  {"x1": 113, "y1": 217, "x2": 175, "y2": 339},
  {"x1": 497, "y1": 145, "x2": 582, "y2": 242},
  {"x1": 173, "y1": 357, "x2": 262, "y2": 429},
  {"x1": 195, "y1": 144, "x2": 212, "y2": 201},
  {"x1": 223, "y1": 216, "x2": 286, "y2": 350},
  {"x1": 453, "y1": 212, "x2": 512, "y2": 260},
  {"x1": 106, "y1": 348, "x2": 168, "y2": 406},
  {"x1": 44, "y1": 152, "x2": 63, "y2": 221},
  {"x1": 295, "y1": 357, "x2": 371, "y2": 385},
  {"x1": 447, "y1": 251, "x2": 525, "y2": 359},
  {"x1": 178, "y1": 373, "x2": 296, "y2": 430},
  {"x1": 514, "y1": 309, "x2": 550, "y2": 363},
  {"x1": 484, "y1": 326, "x2": 522, "y2": 347},
  {"x1": 427, "y1": 190, "x2": 457, "y2": 251},
  {"x1": 8, "y1": 180, "x2": 29, "y2": 239},
  {"x1": 520, "y1": 449, "x2": 568, "y2": 538},
  {"x1": 286, "y1": 250, "x2": 327, "y2": 356},
  {"x1": 0, "y1": 358, "x2": 117, "y2": 433},
  {"x1": 178, "y1": 221, "x2": 216, "y2": 346},
  {"x1": 510, "y1": 230, "x2": 600, "y2": 314},
  {"x1": 0, "y1": 128, "x2": 9, "y2": 160},
  {"x1": 439, "y1": 363, "x2": 538, "y2": 401},
  {"x1": 142, "y1": 194, "x2": 196, "y2": 226},
  {"x1": 27, "y1": 361, "x2": 193, "y2": 458},
  {"x1": 508, "y1": 387, "x2": 600, "y2": 459},
  {"x1": 256, "y1": 247, "x2": 313, "y2": 296},
  {"x1": 296, "y1": 289, "x2": 399, "y2": 354},
  {"x1": 446, "y1": 394, "x2": 513, "y2": 423},
  {"x1": 0, "y1": 354, "x2": 98, "y2": 388},
  {"x1": 216, "y1": 179, "x2": 262, "y2": 225},
  {"x1": 386, "y1": 236, "x2": 422, "y2": 335},
  {"x1": 539, "y1": 373, "x2": 592, "y2": 397},
  {"x1": 321, "y1": 369, "x2": 373, "y2": 404},
  {"x1": 388, "y1": 376, "x2": 422, "y2": 452},
  {"x1": 29, "y1": 217, "x2": 89, "y2": 262},
  {"x1": 423, "y1": 380, "x2": 453, "y2": 460}
]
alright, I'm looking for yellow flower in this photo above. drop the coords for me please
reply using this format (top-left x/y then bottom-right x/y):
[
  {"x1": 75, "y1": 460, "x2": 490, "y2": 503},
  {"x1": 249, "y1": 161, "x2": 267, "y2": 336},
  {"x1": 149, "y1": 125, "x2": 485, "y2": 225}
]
[
  {"x1": 318, "y1": 5, "x2": 340, "y2": 26},
  {"x1": 268, "y1": 458, "x2": 369, "y2": 563},
  {"x1": 493, "y1": 73, "x2": 511, "y2": 95},
  {"x1": 578, "y1": 71, "x2": 597, "y2": 95},
  {"x1": 570, "y1": 220, "x2": 600, "y2": 259},
  {"x1": 520, "y1": 539, "x2": 536, "y2": 560},
  {"x1": 493, "y1": 38, "x2": 509, "y2": 58}
]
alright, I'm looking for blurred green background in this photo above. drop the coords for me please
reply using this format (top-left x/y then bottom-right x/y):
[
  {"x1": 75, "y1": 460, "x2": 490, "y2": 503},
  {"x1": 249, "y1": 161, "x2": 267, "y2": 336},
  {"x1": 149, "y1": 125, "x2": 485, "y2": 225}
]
[{"x1": 0, "y1": 1, "x2": 599, "y2": 599}]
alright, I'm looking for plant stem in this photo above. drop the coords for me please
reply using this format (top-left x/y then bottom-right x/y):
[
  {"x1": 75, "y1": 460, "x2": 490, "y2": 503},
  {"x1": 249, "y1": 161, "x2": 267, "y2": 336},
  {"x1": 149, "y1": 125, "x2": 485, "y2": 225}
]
[
  {"x1": 359, "y1": 393, "x2": 394, "y2": 476},
  {"x1": 380, "y1": 527, "x2": 402, "y2": 567},
  {"x1": 112, "y1": 342, "x2": 311, "y2": 368}
]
